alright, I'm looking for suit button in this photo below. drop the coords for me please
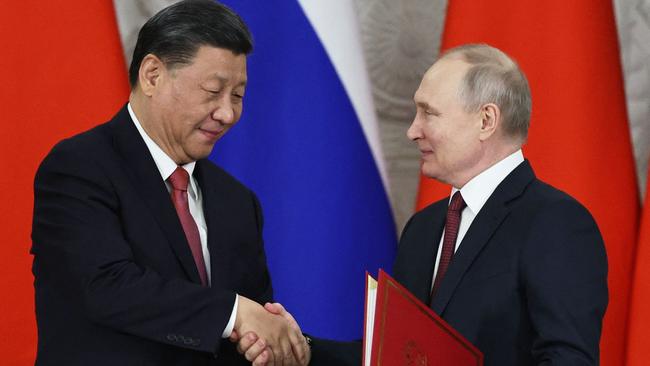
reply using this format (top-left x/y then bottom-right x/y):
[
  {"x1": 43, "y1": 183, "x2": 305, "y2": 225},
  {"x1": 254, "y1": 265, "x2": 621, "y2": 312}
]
[{"x1": 166, "y1": 334, "x2": 177, "y2": 342}]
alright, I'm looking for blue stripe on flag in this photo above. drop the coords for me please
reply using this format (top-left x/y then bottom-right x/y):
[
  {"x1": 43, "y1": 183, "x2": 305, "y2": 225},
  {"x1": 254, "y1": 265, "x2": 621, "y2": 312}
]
[{"x1": 212, "y1": 0, "x2": 396, "y2": 340}]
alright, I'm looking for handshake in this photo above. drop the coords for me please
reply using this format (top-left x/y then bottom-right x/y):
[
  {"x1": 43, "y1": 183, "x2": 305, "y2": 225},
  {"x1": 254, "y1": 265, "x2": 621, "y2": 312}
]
[{"x1": 232, "y1": 295, "x2": 311, "y2": 366}]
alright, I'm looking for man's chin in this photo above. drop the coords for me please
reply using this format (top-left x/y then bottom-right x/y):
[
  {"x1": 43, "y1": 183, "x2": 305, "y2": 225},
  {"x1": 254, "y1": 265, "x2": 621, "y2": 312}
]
[
  {"x1": 421, "y1": 168, "x2": 451, "y2": 185},
  {"x1": 187, "y1": 146, "x2": 216, "y2": 162},
  {"x1": 420, "y1": 164, "x2": 439, "y2": 180}
]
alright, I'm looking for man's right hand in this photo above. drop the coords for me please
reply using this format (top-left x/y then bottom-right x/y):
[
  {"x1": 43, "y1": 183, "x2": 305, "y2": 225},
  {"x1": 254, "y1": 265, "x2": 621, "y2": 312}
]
[{"x1": 234, "y1": 295, "x2": 304, "y2": 365}]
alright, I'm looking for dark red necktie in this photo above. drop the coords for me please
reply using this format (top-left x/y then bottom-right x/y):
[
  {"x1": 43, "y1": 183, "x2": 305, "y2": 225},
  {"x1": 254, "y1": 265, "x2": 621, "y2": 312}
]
[
  {"x1": 431, "y1": 191, "x2": 466, "y2": 300},
  {"x1": 168, "y1": 167, "x2": 208, "y2": 286}
]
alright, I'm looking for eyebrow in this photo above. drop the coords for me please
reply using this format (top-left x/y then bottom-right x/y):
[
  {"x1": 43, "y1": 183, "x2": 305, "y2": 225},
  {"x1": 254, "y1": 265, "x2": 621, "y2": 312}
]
[
  {"x1": 416, "y1": 101, "x2": 440, "y2": 114},
  {"x1": 207, "y1": 75, "x2": 247, "y2": 88}
]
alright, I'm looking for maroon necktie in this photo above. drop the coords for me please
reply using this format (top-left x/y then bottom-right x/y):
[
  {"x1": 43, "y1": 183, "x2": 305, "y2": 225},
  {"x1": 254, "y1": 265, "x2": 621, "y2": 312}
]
[
  {"x1": 431, "y1": 191, "x2": 466, "y2": 300},
  {"x1": 168, "y1": 167, "x2": 208, "y2": 286}
]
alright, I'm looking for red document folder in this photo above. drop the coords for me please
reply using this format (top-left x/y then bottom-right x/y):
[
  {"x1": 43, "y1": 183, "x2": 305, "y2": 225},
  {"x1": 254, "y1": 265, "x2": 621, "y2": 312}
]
[{"x1": 363, "y1": 269, "x2": 483, "y2": 366}]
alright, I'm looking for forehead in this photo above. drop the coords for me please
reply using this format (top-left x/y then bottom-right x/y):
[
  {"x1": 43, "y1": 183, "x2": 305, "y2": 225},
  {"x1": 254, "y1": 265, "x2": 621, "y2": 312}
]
[
  {"x1": 177, "y1": 46, "x2": 247, "y2": 85},
  {"x1": 415, "y1": 58, "x2": 469, "y2": 102}
]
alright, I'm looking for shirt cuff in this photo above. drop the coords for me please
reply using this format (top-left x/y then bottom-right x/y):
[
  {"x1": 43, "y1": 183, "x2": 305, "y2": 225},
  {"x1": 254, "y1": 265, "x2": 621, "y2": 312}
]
[{"x1": 221, "y1": 294, "x2": 238, "y2": 338}]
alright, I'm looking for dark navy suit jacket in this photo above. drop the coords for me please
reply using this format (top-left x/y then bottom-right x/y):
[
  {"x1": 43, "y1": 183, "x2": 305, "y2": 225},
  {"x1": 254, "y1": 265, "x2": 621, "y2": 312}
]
[
  {"x1": 394, "y1": 160, "x2": 608, "y2": 365},
  {"x1": 312, "y1": 160, "x2": 607, "y2": 366},
  {"x1": 31, "y1": 106, "x2": 272, "y2": 365}
]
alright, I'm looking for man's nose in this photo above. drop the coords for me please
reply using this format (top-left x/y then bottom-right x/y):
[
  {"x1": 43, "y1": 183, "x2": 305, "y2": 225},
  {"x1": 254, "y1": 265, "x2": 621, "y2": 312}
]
[
  {"x1": 406, "y1": 116, "x2": 422, "y2": 141},
  {"x1": 211, "y1": 97, "x2": 235, "y2": 125}
]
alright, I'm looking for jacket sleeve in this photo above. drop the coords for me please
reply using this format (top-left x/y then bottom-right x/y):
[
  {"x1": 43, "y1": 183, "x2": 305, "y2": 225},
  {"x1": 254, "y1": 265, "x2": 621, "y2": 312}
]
[
  {"x1": 522, "y1": 198, "x2": 608, "y2": 365},
  {"x1": 309, "y1": 338, "x2": 362, "y2": 366}
]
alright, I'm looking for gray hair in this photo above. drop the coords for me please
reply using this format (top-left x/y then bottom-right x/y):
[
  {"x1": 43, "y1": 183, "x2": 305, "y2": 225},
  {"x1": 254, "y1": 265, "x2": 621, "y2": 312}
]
[{"x1": 440, "y1": 44, "x2": 532, "y2": 140}]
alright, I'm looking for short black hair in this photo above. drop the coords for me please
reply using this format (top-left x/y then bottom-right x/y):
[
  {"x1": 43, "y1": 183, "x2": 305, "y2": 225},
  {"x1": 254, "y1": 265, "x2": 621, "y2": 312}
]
[{"x1": 128, "y1": 0, "x2": 253, "y2": 88}]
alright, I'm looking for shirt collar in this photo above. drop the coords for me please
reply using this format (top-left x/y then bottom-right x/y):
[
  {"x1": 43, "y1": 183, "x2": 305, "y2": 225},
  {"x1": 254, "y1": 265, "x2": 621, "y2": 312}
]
[
  {"x1": 128, "y1": 103, "x2": 198, "y2": 196},
  {"x1": 451, "y1": 150, "x2": 524, "y2": 215}
]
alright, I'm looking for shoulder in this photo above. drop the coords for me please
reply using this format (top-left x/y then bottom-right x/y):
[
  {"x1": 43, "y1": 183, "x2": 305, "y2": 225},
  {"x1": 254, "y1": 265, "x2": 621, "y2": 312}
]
[
  {"x1": 40, "y1": 105, "x2": 133, "y2": 172},
  {"x1": 55, "y1": 122, "x2": 111, "y2": 150},
  {"x1": 37, "y1": 121, "x2": 114, "y2": 178},
  {"x1": 519, "y1": 178, "x2": 597, "y2": 227},
  {"x1": 515, "y1": 178, "x2": 605, "y2": 268}
]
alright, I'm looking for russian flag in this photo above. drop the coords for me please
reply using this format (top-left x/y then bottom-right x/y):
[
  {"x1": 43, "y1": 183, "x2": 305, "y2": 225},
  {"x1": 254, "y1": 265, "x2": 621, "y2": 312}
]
[{"x1": 211, "y1": 1, "x2": 397, "y2": 340}]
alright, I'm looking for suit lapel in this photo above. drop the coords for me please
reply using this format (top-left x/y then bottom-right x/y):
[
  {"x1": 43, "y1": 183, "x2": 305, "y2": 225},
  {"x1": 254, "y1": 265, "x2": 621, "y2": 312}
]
[
  {"x1": 414, "y1": 206, "x2": 447, "y2": 303},
  {"x1": 109, "y1": 106, "x2": 203, "y2": 284},
  {"x1": 193, "y1": 160, "x2": 230, "y2": 286},
  {"x1": 431, "y1": 160, "x2": 536, "y2": 314}
]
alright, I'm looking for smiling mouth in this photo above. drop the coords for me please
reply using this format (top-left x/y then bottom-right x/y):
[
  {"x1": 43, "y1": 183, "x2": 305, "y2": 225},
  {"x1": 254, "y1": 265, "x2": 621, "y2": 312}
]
[{"x1": 199, "y1": 128, "x2": 224, "y2": 140}]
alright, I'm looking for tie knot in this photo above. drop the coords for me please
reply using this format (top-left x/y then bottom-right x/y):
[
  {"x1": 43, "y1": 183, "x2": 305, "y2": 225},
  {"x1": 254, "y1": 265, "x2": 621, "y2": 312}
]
[
  {"x1": 448, "y1": 191, "x2": 466, "y2": 212},
  {"x1": 168, "y1": 167, "x2": 189, "y2": 191}
]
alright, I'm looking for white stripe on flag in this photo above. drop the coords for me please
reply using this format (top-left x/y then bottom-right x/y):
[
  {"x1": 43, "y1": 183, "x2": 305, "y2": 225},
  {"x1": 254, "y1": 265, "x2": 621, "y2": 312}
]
[{"x1": 297, "y1": 0, "x2": 390, "y2": 193}]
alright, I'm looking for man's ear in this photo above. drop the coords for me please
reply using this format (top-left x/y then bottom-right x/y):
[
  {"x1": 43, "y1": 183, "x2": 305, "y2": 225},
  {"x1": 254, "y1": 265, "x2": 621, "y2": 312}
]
[
  {"x1": 479, "y1": 103, "x2": 500, "y2": 141},
  {"x1": 138, "y1": 54, "x2": 165, "y2": 97}
]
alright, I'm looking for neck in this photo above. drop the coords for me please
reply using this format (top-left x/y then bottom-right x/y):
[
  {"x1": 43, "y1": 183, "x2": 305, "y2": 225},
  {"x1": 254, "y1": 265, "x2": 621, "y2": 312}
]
[
  {"x1": 129, "y1": 92, "x2": 151, "y2": 132},
  {"x1": 452, "y1": 141, "x2": 521, "y2": 188},
  {"x1": 129, "y1": 92, "x2": 189, "y2": 165}
]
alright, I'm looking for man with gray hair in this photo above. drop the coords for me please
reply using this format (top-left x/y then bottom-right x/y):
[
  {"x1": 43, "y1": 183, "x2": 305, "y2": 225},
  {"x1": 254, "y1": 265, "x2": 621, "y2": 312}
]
[
  {"x1": 241, "y1": 43, "x2": 608, "y2": 365},
  {"x1": 395, "y1": 43, "x2": 607, "y2": 365}
]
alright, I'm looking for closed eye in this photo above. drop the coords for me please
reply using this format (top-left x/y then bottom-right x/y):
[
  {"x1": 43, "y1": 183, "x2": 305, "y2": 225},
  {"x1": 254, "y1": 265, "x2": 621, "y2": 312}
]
[
  {"x1": 423, "y1": 109, "x2": 440, "y2": 117},
  {"x1": 415, "y1": 101, "x2": 440, "y2": 117},
  {"x1": 231, "y1": 94, "x2": 244, "y2": 104}
]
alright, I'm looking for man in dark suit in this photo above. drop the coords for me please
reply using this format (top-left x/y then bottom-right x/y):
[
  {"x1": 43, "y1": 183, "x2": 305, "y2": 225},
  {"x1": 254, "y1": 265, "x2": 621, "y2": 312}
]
[
  {"x1": 31, "y1": 1, "x2": 309, "y2": 365},
  {"x1": 394, "y1": 43, "x2": 608, "y2": 365},
  {"x1": 244, "y1": 44, "x2": 608, "y2": 365}
]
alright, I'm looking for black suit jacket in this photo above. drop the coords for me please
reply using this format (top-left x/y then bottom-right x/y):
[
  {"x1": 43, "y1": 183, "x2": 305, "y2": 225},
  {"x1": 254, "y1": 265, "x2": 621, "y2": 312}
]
[
  {"x1": 31, "y1": 106, "x2": 272, "y2": 365},
  {"x1": 312, "y1": 161, "x2": 607, "y2": 366},
  {"x1": 394, "y1": 160, "x2": 607, "y2": 365}
]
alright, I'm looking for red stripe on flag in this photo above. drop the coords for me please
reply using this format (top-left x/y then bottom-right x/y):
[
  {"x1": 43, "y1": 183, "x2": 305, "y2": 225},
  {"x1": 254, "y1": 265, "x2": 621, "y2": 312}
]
[{"x1": 0, "y1": 2, "x2": 129, "y2": 363}]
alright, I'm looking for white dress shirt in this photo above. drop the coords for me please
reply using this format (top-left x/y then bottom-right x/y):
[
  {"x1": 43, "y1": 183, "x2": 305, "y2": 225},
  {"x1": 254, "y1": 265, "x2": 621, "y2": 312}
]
[
  {"x1": 128, "y1": 103, "x2": 237, "y2": 338},
  {"x1": 432, "y1": 150, "x2": 525, "y2": 287}
]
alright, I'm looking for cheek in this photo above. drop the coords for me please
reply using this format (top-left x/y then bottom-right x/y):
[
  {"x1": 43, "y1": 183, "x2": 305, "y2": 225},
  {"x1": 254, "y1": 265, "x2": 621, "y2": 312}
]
[
  {"x1": 232, "y1": 103, "x2": 243, "y2": 121},
  {"x1": 421, "y1": 125, "x2": 441, "y2": 144},
  {"x1": 165, "y1": 115, "x2": 198, "y2": 142}
]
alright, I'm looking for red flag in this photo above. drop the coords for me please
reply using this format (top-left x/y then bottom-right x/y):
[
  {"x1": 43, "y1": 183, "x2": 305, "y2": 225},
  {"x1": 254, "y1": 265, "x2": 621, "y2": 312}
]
[
  {"x1": 0, "y1": 2, "x2": 129, "y2": 363},
  {"x1": 626, "y1": 174, "x2": 650, "y2": 365},
  {"x1": 415, "y1": 1, "x2": 639, "y2": 364}
]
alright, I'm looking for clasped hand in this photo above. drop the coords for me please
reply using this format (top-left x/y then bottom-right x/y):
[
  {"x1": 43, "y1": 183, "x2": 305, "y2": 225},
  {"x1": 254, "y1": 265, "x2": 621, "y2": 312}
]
[{"x1": 232, "y1": 296, "x2": 310, "y2": 365}]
